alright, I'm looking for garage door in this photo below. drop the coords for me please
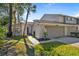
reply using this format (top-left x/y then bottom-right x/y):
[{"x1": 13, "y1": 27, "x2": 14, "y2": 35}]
[{"x1": 46, "y1": 26, "x2": 64, "y2": 38}]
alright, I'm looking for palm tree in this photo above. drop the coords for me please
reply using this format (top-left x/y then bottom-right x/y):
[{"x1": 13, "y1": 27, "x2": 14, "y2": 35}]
[
  {"x1": 22, "y1": 3, "x2": 36, "y2": 55},
  {"x1": 23, "y1": 4, "x2": 36, "y2": 36}
]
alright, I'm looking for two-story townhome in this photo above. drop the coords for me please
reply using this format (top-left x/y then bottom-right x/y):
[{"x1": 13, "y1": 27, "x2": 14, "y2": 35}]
[
  {"x1": 13, "y1": 14, "x2": 79, "y2": 39},
  {"x1": 31, "y1": 14, "x2": 79, "y2": 39}
]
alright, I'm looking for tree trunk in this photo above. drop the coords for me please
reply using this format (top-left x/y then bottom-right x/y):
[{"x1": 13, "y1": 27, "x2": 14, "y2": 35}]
[
  {"x1": 7, "y1": 3, "x2": 12, "y2": 37},
  {"x1": 17, "y1": 13, "x2": 22, "y2": 35},
  {"x1": 23, "y1": 8, "x2": 30, "y2": 55},
  {"x1": 13, "y1": 10, "x2": 16, "y2": 36}
]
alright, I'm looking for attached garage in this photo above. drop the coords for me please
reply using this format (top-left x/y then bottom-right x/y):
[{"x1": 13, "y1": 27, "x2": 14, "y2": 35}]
[{"x1": 45, "y1": 26, "x2": 64, "y2": 38}]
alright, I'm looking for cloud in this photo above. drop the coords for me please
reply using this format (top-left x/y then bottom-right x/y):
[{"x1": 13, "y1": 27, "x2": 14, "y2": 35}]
[
  {"x1": 43, "y1": 3, "x2": 55, "y2": 12},
  {"x1": 73, "y1": 12, "x2": 79, "y2": 17}
]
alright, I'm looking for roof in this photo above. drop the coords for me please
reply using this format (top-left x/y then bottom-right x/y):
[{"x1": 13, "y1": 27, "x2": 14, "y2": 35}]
[{"x1": 33, "y1": 14, "x2": 79, "y2": 25}]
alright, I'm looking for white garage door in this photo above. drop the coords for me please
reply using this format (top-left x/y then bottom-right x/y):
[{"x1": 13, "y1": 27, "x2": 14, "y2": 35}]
[{"x1": 46, "y1": 26, "x2": 64, "y2": 38}]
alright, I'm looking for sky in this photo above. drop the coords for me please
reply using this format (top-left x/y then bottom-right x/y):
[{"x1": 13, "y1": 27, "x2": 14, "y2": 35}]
[{"x1": 22, "y1": 3, "x2": 79, "y2": 22}]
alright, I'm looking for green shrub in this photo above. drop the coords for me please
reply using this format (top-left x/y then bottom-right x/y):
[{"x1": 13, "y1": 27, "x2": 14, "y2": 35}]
[
  {"x1": 0, "y1": 26, "x2": 7, "y2": 39},
  {"x1": 0, "y1": 40, "x2": 5, "y2": 48},
  {"x1": 34, "y1": 44, "x2": 44, "y2": 56},
  {"x1": 43, "y1": 32, "x2": 48, "y2": 38}
]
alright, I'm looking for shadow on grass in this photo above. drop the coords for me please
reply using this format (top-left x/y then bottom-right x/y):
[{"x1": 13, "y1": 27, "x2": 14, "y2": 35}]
[{"x1": 41, "y1": 41, "x2": 66, "y2": 49}]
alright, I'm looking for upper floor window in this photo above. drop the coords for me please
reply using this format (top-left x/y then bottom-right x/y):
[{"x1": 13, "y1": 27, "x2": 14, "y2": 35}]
[
  {"x1": 67, "y1": 17, "x2": 71, "y2": 21},
  {"x1": 64, "y1": 16, "x2": 77, "y2": 24}
]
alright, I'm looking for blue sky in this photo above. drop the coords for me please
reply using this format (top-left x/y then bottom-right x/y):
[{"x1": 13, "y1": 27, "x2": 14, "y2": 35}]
[{"x1": 23, "y1": 3, "x2": 79, "y2": 22}]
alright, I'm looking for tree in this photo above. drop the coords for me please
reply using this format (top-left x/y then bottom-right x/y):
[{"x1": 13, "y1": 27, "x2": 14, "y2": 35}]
[
  {"x1": 23, "y1": 3, "x2": 36, "y2": 36},
  {"x1": 0, "y1": 4, "x2": 9, "y2": 27},
  {"x1": 7, "y1": 4, "x2": 12, "y2": 37},
  {"x1": 22, "y1": 3, "x2": 36, "y2": 55},
  {"x1": 0, "y1": 3, "x2": 13, "y2": 37},
  {"x1": 0, "y1": 4, "x2": 9, "y2": 39}
]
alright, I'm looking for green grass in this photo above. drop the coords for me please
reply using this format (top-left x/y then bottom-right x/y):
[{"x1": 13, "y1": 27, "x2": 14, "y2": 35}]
[{"x1": 35, "y1": 41, "x2": 79, "y2": 56}]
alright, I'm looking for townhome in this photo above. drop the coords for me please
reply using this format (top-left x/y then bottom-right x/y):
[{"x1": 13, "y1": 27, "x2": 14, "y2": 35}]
[
  {"x1": 32, "y1": 14, "x2": 79, "y2": 39},
  {"x1": 13, "y1": 14, "x2": 79, "y2": 39}
]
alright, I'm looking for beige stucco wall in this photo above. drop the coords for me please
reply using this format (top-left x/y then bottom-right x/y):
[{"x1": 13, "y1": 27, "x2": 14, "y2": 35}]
[
  {"x1": 22, "y1": 23, "x2": 33, "y2": 35},
  {"x1": 32, "y1": 22, "x2": 78, "y2": 39},
  {"x1": 12, "y1": 24, "x2": 22, "y2": 36},
  {"x1": 32, "y1": 23, "x2": 42, "y2": 38},
  {"x1": 58, "y1": 15, "x2": 64, "y2": 23},
  {"x1": 41, "y1": 14, "x2": 64, "y2": 23},
  {"x1": 13, "y1": 22, "x2": 78, "y2": 39}
]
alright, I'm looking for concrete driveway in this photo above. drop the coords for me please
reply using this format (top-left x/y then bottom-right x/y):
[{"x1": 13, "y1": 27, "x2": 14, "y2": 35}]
[
  {"x1": 54, "y1": 37, "x2": 79, "y2": 47},
  {"x1": 40, "y1": 37, "x2": 79, "y2": 47},
  {"x1": 55, "y1": 37, "x2": 79, "y2": 44},
  {"x1": 40, "y1": 37, "x2": 79, "y2": 44}
]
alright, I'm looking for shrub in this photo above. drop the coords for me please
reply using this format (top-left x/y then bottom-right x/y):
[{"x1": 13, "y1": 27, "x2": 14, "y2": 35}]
[
  {"x1": 38, "y1": 38, "x2": 50, "y2": 41},
  {"x1": 34, "y1": 44, "x2": 44, "y2": 56},
  {"x1": 43, "y1": 32, "x2": 48, "y2": 38},
  {"x1": 14, "y1": 43, "x2": 26, "y2": 55},
  {"x1": 0, "y1": 40, "x2": 5, "y2": 48},
  {"x1": 53, "y1": 45, "x2": 79, "y2": 56},
  {"x1": 0, "y1": 26, "x2": 6, "y2": 39}
]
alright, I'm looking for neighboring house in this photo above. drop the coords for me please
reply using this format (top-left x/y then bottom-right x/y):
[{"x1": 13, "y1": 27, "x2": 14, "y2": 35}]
[{"x1": 13, "y1": 14, "x2": 79, "y2": 39}]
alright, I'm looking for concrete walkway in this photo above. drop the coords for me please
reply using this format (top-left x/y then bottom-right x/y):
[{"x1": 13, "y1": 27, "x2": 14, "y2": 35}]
[{"x1": 28, "y1": 36, "x2": 40, "y2": 46}]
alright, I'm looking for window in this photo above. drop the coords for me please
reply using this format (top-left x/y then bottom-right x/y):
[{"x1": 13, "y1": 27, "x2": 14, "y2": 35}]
[
  {"x1": 72, "y1": 18, "x2": 74, "y2": 21},
  {"x1": 65, "y1": 17, "x2": 71, "y2": 23},
  {"x1": 65, "y1": 16, "x2": 68, "y2": 20},
  {"x1": 64, "y1": 16, "x2": 77, "y2": 24},
  {"x1": 64, "y1": 16, "x2": 70, "y2": 21},
  {"x1": 67, "y1": 17, "x2": 70, "y2": 21}
]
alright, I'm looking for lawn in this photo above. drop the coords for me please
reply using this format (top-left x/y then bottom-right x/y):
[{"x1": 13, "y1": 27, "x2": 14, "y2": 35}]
[{"x1": 35, "y1": 41, "x2": 79, "y2": 56}]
